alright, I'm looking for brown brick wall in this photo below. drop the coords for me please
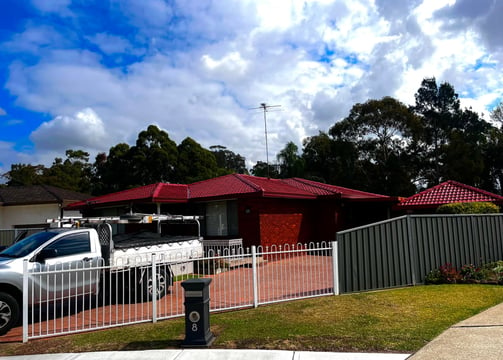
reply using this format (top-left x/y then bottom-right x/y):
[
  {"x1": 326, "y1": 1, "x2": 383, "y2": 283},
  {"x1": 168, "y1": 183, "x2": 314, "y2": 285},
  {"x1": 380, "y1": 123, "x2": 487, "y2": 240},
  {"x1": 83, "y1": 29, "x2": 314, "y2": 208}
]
[{"x1": 238, "y1": 198, "x2": 315, "y2": 248}]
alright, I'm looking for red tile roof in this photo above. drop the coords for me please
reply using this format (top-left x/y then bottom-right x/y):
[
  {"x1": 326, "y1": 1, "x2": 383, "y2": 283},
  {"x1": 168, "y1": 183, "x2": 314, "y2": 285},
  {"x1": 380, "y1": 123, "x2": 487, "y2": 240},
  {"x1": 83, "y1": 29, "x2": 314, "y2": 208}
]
[
  {"x1": 398, "y1": 180, "x2": 503, "y2": 209},
  {"x1": 66, "y1": 174, "x2": 395, "y2": 210},
  {"x1": 189, "y1": 174, "x2": 317, "y2": 200},
  {"x1": 282, "y1": 178, "x2": 391, "y2": 200},
  {"x1": 66, "y1": 183, "x2": 188, "y2": 209}
]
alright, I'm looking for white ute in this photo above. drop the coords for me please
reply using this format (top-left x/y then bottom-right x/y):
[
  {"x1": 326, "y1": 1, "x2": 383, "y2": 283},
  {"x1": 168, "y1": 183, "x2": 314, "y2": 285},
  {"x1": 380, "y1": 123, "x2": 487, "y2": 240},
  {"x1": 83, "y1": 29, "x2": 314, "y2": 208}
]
[{"x1": 0, "y1": 214, "x2": 203, "y2": 335}]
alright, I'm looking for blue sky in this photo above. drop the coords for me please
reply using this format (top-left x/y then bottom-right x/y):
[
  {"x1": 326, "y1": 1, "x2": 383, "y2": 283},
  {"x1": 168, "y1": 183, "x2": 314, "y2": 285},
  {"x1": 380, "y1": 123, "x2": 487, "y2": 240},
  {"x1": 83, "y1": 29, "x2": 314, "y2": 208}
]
[{"x1": 1, "y1": 0, "x2": 502, "y2": 178}]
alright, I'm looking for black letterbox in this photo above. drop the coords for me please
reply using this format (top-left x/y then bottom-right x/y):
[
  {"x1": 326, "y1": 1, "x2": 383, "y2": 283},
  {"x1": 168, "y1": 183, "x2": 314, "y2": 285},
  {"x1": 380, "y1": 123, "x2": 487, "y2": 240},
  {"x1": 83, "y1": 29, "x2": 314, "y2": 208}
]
[{"x1": 181, "y1": 278, "x2": 215, "y2": 347}]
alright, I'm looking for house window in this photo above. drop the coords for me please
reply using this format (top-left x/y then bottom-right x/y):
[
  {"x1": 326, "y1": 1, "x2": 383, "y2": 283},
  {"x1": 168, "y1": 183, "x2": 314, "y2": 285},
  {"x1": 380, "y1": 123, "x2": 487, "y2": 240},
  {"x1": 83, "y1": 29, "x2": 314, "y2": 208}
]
[{"x1": 205, "y1": 200, "x2": 238, "y2": 236}]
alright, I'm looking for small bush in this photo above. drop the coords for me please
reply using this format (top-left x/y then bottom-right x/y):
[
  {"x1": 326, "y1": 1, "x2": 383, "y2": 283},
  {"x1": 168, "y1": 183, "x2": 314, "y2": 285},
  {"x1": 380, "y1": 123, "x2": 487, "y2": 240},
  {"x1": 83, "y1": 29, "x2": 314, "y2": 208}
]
[
  {"x1": 439, "y1": 263, "x2": 461, "y2": 283},
  {"x1": 436, "y1": 201, "x2": 500, "y2": 214},
  {"x1": 460, "y1": 264, "x2": 483, "y2": 281},
  {"x1": 426, "y1": 261, "x2": 503, "y2": 285},
  {"x1": 425, "y1": 263, "x2": 461, "y2": 284},
  {"x1": 424, "y1": 268, "x2": 443, "y2": 284}
]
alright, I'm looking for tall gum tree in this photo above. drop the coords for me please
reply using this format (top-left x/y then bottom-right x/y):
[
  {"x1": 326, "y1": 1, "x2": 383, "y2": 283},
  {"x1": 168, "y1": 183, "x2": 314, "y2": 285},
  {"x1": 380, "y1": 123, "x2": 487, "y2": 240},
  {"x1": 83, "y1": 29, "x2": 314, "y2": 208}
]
[{"x1": 329, "y1": 96, "x2": 421, "y2": 196}]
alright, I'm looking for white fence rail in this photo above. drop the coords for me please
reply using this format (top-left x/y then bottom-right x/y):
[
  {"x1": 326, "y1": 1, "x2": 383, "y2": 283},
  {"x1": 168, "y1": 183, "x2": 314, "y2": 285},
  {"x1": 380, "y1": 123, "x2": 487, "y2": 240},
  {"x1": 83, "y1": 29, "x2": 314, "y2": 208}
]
[{"x1": 20, "y1": 241, "x2": 336, "y2": 342}]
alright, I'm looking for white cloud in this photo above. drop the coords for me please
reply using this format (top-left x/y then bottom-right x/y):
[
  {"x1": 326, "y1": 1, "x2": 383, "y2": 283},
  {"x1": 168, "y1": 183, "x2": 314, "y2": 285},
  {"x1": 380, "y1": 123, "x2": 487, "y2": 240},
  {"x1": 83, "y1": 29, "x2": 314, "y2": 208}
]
[
  {"x1": 30, "y1": 108, "x2": 107, "y2": 153},
  {"x1": 201, "y1": 52, "x2": 249, "y2": 79},
  {"x1": 88, "y1": 33, "x2": 135, "y2": 55},
  {"x1": 31, "y1": 0, "x2": 72, "y2": 15},
  {"x1": 1, "y1": 0, "x2": 502, "y2": 173},
  {"x1": 0, "y1": 108, "x2": 6, "y2": 116},
  {"x1": 3, "y1": 25, "x2": 73, "y2": 55}
]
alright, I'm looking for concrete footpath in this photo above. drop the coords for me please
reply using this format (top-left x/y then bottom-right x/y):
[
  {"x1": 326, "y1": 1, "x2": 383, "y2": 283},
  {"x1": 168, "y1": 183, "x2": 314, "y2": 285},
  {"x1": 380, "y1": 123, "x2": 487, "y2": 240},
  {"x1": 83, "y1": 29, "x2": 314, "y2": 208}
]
[
  {"x1": 0, "y1": 349, "x2": 410, "y2": 360},
  {"x1": 408, "y1": 301, "x2": 503, "y2": 359}
]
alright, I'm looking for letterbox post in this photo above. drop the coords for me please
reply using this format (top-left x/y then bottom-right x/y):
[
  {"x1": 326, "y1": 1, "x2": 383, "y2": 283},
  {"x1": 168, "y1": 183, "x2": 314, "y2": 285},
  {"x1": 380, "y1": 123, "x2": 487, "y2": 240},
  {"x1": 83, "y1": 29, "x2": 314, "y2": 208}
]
[{"x1": 181, "y1": 278, "x2": 215, "y2": 347}]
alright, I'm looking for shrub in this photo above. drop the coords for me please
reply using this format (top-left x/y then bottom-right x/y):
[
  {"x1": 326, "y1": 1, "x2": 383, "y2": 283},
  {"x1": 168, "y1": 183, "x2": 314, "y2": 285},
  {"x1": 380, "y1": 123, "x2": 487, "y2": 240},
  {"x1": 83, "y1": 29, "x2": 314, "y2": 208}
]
[
  {"x1": 426, "y1": 261, "x2": 503, "y2": 285},
  {"x1": 439, "y1": 263, "x2": 461, "y2": 283},
  {"x1": 424, "y1": 268, "x2": 443, "y2": 284},
  {"x1": 436, "y1": 201, "x2": 500, "y2": 214},
  {"x1": 460, "y1": 264, "x2": 483, "y2": 281},
  {"x1": 425, "y1": 263, "x2": 461, "y2": 284}
]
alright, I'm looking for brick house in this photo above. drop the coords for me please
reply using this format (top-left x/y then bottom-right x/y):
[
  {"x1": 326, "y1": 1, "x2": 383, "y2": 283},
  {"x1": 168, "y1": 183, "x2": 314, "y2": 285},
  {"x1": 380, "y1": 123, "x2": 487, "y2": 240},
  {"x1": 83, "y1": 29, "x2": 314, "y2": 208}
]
[
  {"x1": 396, "y1": 180, "x2": 503, "y2": 213},
  {"x1": 67, "y1": 174, "x2": 398, "y2": 247}
]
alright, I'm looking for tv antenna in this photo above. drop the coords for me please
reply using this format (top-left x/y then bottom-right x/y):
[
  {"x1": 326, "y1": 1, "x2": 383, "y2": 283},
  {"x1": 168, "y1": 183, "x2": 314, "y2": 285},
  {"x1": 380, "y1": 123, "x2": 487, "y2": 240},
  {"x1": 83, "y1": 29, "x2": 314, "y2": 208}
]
[{"x1": 251, "y1": 103, "x2": 281, "y2": 178}]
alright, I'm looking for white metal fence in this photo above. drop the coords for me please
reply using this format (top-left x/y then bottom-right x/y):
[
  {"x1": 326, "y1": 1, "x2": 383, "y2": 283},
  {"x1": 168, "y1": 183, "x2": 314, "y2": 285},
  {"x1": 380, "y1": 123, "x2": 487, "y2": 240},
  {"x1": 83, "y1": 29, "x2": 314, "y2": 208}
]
[{"x1": 20, "y1": 241, "x2": 337, "y2": 342}]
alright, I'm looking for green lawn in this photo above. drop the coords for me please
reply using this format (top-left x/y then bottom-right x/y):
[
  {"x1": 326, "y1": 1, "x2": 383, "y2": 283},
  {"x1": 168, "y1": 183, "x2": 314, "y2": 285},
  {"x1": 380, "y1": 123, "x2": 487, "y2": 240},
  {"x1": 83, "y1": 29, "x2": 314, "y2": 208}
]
[{"x1": 2, "y1": 284, "x2": 503, "y2": 356}]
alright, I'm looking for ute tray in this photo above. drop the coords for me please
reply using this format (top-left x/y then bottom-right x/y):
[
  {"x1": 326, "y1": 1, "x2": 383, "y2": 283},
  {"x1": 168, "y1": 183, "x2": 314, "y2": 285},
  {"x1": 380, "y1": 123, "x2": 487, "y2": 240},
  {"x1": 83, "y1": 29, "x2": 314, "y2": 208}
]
[{"x1": 112, "y1": 231, "x2": 200, "y2": 249}]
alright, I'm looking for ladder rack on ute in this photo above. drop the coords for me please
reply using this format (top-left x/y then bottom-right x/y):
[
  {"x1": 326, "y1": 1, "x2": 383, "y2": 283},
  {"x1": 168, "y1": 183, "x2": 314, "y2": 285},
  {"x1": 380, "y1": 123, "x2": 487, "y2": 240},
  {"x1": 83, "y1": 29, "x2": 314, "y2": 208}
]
[{"x1": 47, "y1": 213, "x2": 202, "y2": 225}]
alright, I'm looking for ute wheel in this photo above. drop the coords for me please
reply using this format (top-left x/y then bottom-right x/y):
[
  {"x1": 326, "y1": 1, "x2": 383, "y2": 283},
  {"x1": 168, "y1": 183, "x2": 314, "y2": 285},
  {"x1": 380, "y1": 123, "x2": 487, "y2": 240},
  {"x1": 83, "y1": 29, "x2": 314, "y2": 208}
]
[
  {"x1": 142, "y1": 267, "x2": 169, "y2": 301},
  {"x1": 0, "y1": 292, "x2": 19, "y2": 336}
]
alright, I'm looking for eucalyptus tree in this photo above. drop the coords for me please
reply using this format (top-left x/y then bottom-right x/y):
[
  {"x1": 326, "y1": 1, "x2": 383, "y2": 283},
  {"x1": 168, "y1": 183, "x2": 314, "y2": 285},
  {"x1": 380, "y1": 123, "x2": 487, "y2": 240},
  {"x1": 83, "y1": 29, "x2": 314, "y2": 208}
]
[
  {"x1": 251, "y1": 161, "x2": 280, "y2": 178},
  {"x1": 491, "y1": 101, "x2": 503, "y2": 125},
  {"x1": 276, "y1": 141, "x2": 304, "y2": 178},
  {"x1": 411, "y1": 78, "x2": 462, "y2": 185},
  {"x1": 42, "y1": 149, "x2": 93, "y2": 193},
  {"x1": 210, "y1": 145, "x2": 247, "y2": 174},
  {"x1": 92, "y1": 143, "x2": 135, "y2": 194},
  {"x1": 329, "y1": 96, "x2": 421, "y2": 195},
  {"x1": 177, "y1": 137, "x2": 220, "y2": 183},
  {"x1": 2, "y1": 164, "x2": 45, "y2": 186},
  {"x1": 130, "y1": 125, "x2": 178, "y2": 185},
  {"x1": 302, "y1": 131, "x2": 358, "y2": 186}
]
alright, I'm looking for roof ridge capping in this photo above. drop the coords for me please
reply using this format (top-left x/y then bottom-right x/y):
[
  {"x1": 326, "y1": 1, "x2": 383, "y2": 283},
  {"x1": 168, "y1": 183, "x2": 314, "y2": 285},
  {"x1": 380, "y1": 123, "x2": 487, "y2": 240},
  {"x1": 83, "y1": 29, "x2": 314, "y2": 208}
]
[
  {"x1": 287, "y1": 177, "x2": 389, "y2": 198},
  {"x1": 234, "y1": 174, "x2": 264, "y2": 192},
  {"x1": 446, "y1": 180, "x2": 503, "y2": 200},
  {"x1": 284, "y1": 178, "x2": 341, "y2": 197},
  {"x1": 398, "y1": 180, "x2": 503, "y2": 208}
]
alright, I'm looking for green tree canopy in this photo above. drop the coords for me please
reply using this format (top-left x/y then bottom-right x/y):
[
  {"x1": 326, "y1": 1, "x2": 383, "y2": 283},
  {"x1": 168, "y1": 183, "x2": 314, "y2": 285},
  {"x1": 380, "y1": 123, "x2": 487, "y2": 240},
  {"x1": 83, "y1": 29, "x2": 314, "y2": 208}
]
[
  {"x1": 177, "y1": 137, "x2": 220, "y2": 183},
  {"x1": 302, "y1": 131, "x2": 358, "y2": 185},
  {"x1": 251, "y1": 161, "x2": 279, "y2": 178},
  {"x1": 412, "y1": 78, "x2": 461, "y2": 185},
  {"x1": 491, "y1": 102, "x2": 503, "y2": 125},
  {"x1": 42, "y1": 150, "x2": 92, "y2": 192},
  {"x1": 210, "y1": 145, "x2": 247, "y2": 174},
  {"x1": 92, "y1": 143, "x2": 134, "y2": 194},
  {"x1": 329, "y1": 96, "x2": 420, "y2": 195},
  {"x1": 276, "y1": 141, "x2": 304, "y2": 178},
  {"x1": 130, "y1": 125, "x2": 178, "y2": 185},
  {"x1": 2, "y1": 164, "x2": 45, "y2": 186}
]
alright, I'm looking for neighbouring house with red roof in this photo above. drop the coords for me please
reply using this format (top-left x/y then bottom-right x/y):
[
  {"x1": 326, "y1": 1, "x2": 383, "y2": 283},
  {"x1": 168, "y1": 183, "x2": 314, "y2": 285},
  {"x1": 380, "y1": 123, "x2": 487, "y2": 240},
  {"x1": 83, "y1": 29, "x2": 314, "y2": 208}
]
[
  {"x1": 0, "y1": 185, "x2": 91, "y2": 229},
  {"x1": 396, "y1": 180, "x2": 503, "y2": 213},
  {"x1": 66, "y1": 174, "x2": 398, "y2": 248}
]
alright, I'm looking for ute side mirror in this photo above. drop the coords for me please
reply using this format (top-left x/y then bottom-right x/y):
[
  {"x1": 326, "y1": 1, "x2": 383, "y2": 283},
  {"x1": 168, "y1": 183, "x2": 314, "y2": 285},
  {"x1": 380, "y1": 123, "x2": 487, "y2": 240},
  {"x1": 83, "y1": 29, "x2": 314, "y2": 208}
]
[{"x1": 35, "y1": 248, "x2": 59, "y2": 263}]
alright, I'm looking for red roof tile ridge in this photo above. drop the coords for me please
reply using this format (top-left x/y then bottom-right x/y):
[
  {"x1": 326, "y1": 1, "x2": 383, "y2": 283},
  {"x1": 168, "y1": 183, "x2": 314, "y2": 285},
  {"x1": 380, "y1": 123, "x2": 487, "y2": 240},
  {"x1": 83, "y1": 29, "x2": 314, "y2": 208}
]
[
  {"x1": 398, "y1": 180, "x2": 503, "y2": 207},
  {"x1": 86, "y1": 182, "x2": 158, "y2": 202},
  {"x1": 288, "y1": 177, "x2": 388, "y2": 198},
  {"x1": 446, "y1": 180, "x2": 503, "y2": 200},
  {"x1": 285, "y1": 178, "x2": 340, "y2": 195},
  {"x1": 234, "y1": 174, "x2": 264, "y2": 192},
  {"x1": 398, "y1": 182, "x2": 446, "y2": 205},
  {"x1": 151, "y1": 183, "x2": 165, "y2": 200},
  {"x1": 151, "y1": 182, "x2": 187, "y2": 199}
]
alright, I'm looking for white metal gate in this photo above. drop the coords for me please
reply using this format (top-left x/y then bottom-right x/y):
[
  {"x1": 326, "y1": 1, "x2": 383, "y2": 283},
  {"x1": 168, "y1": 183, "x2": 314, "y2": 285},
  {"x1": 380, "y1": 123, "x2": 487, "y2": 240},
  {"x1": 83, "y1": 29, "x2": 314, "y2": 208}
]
[{"x1": 20, "y1": 241, "x2": 337, "y2": 342}]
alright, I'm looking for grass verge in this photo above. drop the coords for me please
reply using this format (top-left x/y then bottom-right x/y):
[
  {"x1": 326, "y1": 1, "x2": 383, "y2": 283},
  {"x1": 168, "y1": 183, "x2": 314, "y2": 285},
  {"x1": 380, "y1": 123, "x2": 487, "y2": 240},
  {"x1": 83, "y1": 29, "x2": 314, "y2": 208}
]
[{"x1": 2, "y1": 284, "x2": 503, "y2": 356}]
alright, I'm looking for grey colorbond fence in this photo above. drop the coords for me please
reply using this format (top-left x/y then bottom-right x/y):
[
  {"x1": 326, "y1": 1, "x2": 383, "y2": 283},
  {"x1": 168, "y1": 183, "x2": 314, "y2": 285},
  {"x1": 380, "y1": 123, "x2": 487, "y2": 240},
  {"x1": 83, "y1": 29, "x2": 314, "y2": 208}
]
[{"x1": 336, "y1": 214, "x2": 503, "y2": 293}]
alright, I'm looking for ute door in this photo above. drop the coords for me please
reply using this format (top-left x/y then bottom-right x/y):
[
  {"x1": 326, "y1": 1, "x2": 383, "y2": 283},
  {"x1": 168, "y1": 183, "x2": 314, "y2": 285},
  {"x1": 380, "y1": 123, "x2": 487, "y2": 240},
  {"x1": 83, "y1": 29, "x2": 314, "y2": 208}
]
[{"x1": 30, "y1": 231, "x2": 101, "y2": 303}]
